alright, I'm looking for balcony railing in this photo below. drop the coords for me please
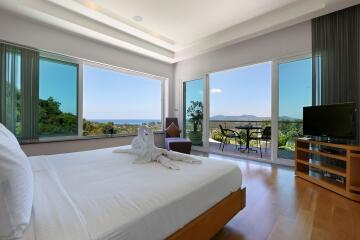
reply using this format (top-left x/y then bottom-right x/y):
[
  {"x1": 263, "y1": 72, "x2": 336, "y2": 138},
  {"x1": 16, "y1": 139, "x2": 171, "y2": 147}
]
[
  {"x1": 209, "y1": 120, "x2": 270, "y2": 131},
  {"x1": 210, "y1": 120, "x2": 302, "y2": 134},
  {"x1": 209, "y1": 120, "x2": 270, "y2": 149},
  {"x1": 207, "y1": 119, "x2": 304, "y2": 161},
  {"x1": 209, "y1": 119, "x2": 303, "y2": 152}
]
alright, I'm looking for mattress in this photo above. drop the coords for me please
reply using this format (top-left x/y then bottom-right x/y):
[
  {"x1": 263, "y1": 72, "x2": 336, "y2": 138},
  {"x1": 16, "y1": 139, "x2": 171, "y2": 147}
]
[{"x1": 22, "y1": 146, "x2": 242, "y2": 240}]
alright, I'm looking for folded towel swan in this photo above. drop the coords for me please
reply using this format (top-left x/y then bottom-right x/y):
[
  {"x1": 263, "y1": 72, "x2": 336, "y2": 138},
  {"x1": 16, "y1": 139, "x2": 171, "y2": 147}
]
[{"x1": 113, "y1": 126, "x2": 201, "y2": 170}]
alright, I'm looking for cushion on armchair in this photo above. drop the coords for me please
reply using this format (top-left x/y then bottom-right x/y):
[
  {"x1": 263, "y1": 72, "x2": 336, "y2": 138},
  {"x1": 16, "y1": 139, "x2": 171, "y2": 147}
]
[{"x1": 165, "y1": 122, "x2": 181, "y2": 137}]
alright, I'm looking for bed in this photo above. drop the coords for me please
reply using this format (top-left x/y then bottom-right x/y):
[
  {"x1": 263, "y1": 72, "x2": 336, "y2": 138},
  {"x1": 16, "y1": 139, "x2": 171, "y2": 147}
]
[{"x1": 21, "y1": 146, "x2": 245, "y2": 240}]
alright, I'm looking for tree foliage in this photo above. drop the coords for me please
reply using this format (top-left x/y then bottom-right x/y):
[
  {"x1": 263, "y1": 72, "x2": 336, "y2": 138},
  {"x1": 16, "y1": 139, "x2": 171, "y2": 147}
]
[
  {"x1": 15, "y1": 93, "x2": 161, "y2": 137},
  {"x1": 83, "y1": 120, "x2": 161, "y2": 136},
  {"x1": 39, "y1": 97, "x2": 77, "y2": 136},
  {"x1": 83, "y1": 120, "x2": 117, "y2": 136},
  {"x1": 186, "y1": 101, "x2": 203, "y2": 132}
]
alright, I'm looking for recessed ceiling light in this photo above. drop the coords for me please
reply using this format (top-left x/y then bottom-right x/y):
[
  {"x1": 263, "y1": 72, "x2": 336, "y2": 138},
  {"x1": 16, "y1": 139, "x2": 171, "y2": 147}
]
[
  {"x1": 152, "y1": 32, "x2": 160, "y2": 38},
  {"x1": 133, "y1": 16, "x2": 143, "y2": 22},
  {"x1": 84, "y1": 0, "x2": 97, "y2": 10}
]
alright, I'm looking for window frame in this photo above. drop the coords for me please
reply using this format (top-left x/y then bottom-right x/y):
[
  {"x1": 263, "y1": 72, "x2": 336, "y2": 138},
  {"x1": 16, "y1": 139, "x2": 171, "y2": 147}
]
[
  {"x1": 81, "y1": 61, "x2": 166, "y2": 137},
  {"x1": 38, "y1": 52, "x2": 166, "y2": 142},
  {"x1": 272, "y1": 53, "x2": 312, "y2": 165},
  {"x1": 180, "y1": 76, "x2": 209, "y2": 152},
  {"x1": 39, "y1": 52, "x2": 81, "y2": 140}
]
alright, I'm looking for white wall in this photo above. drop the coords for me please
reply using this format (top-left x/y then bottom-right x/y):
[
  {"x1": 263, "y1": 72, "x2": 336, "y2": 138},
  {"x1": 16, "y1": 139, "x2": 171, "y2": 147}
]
[
  {"x1": 173, "y1": 21, "x2": 312, "y2": 118},
  {"x1": 0, "y1": 9, "x2": 173, "y2": 78}
]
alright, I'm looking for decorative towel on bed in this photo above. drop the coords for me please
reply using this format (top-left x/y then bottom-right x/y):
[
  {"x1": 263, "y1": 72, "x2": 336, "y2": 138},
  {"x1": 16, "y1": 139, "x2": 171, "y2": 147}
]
[{"x1": 113, "y1": 126, "x2": 201, "y2": 169}]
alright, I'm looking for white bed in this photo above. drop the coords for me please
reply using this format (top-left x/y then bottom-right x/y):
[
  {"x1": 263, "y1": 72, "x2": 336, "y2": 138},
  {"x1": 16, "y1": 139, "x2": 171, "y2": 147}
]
[{"x1": 22, "y1": 146, "x2": 242, "y2": 240}]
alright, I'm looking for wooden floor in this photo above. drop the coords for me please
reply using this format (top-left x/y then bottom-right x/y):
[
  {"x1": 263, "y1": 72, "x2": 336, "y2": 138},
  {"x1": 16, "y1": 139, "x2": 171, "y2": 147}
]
[{"x1": 194, "y1": 152, "x2": 360, "y2": 240}]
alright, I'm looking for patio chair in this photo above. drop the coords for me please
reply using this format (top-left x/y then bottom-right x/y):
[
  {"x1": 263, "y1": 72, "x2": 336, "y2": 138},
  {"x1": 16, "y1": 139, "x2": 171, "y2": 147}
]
[
  {"x1": 164, "y1": 117, "x2": 192, "y2": 154},
  {"x1": 250, "y1": 126, "x2": 271, "y2": 158},
  {"x1": 218, "y1": 125, "x2": 243, "y2": 152}
]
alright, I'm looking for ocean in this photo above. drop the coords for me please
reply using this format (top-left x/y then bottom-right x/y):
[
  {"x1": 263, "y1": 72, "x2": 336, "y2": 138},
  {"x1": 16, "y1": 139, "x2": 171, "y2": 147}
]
[{"x1": 88, "y1": 119, "x2": 161, "y2": 125}]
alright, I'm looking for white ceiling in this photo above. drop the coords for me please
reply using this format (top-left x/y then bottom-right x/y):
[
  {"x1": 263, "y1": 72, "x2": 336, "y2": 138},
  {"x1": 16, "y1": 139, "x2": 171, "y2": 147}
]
[
  {"x1": 0, "y1": 0, "x2": 360, "y2": 63},
  {"x1": 76, "y1": 0, "x2": 297, "y2": 46}
]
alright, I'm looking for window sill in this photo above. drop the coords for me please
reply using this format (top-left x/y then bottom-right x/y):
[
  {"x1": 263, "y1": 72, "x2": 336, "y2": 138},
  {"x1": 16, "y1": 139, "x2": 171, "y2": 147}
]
[{"x1": 20, "y1": 131, "x2": 165, "y2": 145}]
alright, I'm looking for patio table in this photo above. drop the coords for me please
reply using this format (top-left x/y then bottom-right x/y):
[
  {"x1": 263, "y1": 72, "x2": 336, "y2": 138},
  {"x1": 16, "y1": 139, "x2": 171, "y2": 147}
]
[{"x1": 235, "y1": 125, "x2": 262, "y2": 152}]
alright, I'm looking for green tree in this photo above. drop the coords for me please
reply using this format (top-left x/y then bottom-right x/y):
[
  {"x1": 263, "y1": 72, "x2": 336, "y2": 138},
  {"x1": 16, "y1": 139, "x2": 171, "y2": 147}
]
[
  {"x1": 39, "y1": 97, "x2": 77, "y2": 136},
  {"x1": 186, "y1": 101, "x2": 203, "y2": 132},
  {"x1": 83, "y1": 120, "x2": 118, "y2": 136},
  {"x1": 102, "y1": 122, "x2": 116, "y2": 135}
]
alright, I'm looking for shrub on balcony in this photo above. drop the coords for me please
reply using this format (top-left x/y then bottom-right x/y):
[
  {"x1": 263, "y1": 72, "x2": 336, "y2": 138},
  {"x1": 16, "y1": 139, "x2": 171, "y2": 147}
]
[
  {"x1": 278, "y1": 131, "x2": 288, "y2": 147},
  {"x1": 211, "y1": 129, "x2": 223, "y2": 142}
]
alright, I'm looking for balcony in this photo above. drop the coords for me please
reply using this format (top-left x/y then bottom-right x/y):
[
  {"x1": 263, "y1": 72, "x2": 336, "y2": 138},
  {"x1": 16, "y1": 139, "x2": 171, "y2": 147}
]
[
  {"x1": 209, "y1": 120, "x2": 271, "y2": 160},
  {"x1": 209, "y1": 120, "x2": 302, "y2": 161}
]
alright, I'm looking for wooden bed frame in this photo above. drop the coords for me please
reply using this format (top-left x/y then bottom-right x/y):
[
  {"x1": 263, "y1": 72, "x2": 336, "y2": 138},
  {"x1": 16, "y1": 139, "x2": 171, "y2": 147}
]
[{"x1": 166, "y1": 187, "x2": 246, "y2": 240}]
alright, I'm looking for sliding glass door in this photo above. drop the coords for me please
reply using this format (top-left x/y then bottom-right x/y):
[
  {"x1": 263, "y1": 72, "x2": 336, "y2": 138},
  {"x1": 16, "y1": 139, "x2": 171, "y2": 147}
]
[
  {"x1": 209, "y1": 62, "x2": 272, "y2": 159},
  {"x1": 277, "y1": 57, "x2": 312, "y2": 160},
  {"x1": 180, "y1": 56, "x2": 312, "y2": 164},
  {"x1": 183, "y1": 78, "x2": 206, "y2": 149}
]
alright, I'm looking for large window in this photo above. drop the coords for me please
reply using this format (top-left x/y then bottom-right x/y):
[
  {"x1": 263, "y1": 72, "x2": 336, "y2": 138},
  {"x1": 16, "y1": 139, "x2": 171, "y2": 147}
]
[
  {"x1": 0, "y1": 42, "x2": 165, "y2": 141},
  {"x1": 39, "y1": 57, "x2": 78, "y2": 137},
  {"x1": 82, "y1": 65, "x2": 162, "y2": 136}
]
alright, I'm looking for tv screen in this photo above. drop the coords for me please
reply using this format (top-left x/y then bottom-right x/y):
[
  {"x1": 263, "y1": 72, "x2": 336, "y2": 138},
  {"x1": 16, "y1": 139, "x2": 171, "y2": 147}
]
[{"x1": 303, "y1": 103, "x2": 356, "y2": 139}]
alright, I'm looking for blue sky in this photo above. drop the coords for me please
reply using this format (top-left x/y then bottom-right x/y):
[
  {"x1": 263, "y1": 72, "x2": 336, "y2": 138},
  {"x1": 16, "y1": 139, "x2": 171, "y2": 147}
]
[
  {"x1": 184, "y1": 79, "x2": 203, "y2": 115},
  {"x1": 82, "y1": 65, "x2": 161, "y2": 120},
  {"x1": 279, "y1": 58, "x2": 312, "y2": 119},
  {"x1": 210, "y1": 62, "x2": 272, "y2": 117},
  {"x1": 40, "y1": 62, "x2": 161, "y2": 120},
  {"x1": 39, "y1": 58, "x2": 78, "y2": 115},
  {"x1": 39, "y1": 58, "x2": 311, "y2": 121}
]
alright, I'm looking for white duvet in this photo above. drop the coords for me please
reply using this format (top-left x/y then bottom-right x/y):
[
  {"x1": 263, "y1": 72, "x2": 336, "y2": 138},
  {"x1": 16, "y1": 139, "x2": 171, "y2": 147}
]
[{"x1": 22, "y1": 146, "x2": 242, "y2": 240}]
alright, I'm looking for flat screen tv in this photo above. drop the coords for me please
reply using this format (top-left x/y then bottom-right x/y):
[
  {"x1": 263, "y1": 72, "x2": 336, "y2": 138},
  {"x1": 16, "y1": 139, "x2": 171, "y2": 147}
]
[{"x1": 303, "y1": 103, "x2": 357, "y2": 139}]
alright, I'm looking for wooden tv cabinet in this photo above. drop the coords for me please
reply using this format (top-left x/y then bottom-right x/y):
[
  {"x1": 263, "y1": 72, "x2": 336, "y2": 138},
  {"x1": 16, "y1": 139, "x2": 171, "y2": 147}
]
[{"x1": 295, "y1": 138, "x2": 360, "y2": 202}]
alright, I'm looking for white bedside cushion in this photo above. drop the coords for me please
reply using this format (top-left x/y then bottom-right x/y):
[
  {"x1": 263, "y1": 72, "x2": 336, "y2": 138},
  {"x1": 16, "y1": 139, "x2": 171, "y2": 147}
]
[
  {"x1": 0, "y1": 125, "x2": 33, "y2": 239},
  {"x1": 0, "y1": 123, "x2": 20, "y2": 147}
]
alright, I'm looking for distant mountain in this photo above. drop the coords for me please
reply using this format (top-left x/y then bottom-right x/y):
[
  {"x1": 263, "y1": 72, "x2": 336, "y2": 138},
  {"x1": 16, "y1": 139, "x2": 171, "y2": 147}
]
[
  {"x1": 210, "y1": 115, "x2": 301, "y2": 122},
  {"x1": 210, "y1": 115, "x2": 270, "y2": 121},
  {"x1": 279, "y1": 116, "x2": 302, "y2": 121}
]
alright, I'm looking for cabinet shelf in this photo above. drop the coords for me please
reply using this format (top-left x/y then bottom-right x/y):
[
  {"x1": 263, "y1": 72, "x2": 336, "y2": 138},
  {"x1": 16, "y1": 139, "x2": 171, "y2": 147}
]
[
  {"x1": 297, "y1": 147, "x2": 347, "y2": 161},
  {"x1": 295, "y1": 139, "x2": 360, "y2": 202},
  {"x1": 296, "y1": 170, "x2": 346, "y2": 193},
  {"x1": 296, "y1": 159, "x2": 346, "y2": 177},
  {"x1": 349, "y1": 186, "x2": 360, "y2": 193},
  {"x1": 350, "y1": 153, "x2": 360, "y2": 158}
]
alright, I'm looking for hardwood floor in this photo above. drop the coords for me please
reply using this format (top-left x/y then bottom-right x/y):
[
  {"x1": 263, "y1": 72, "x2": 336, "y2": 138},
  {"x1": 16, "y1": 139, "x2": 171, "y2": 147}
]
[{"x1": 195, "y1": 153, "x2": 360, "y2": 240}]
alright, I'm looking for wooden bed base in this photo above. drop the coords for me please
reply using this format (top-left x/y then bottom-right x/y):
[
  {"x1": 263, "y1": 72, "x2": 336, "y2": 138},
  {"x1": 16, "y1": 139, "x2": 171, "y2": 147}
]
[{"x1": 166, "y1": 187, "x2": 246, "y2": 240}]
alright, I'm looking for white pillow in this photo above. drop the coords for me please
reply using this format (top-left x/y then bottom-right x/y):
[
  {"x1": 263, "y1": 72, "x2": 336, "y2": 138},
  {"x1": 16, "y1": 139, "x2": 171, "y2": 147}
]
[
  {"x1": 0, "y1": 123, "x2": 20, "y2": 147},
  {"x1": 0, "y1": 125, "x2": 33, "y2": 239}
]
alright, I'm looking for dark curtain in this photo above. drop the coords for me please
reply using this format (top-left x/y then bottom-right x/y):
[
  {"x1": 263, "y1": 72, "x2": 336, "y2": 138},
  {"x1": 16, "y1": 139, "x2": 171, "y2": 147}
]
[
  {"x1": 21, "y1": 48, "x2": 39, "y2": 140},
  {"x1": 312, "y1": 5, "x2": 360, "y2": 143},
  {"x1": 0, "y1": 44, "x2": 20, "y2": 134},
  {"x1": 0, "y1": 43, "x2": 39, "y2": 140}
]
